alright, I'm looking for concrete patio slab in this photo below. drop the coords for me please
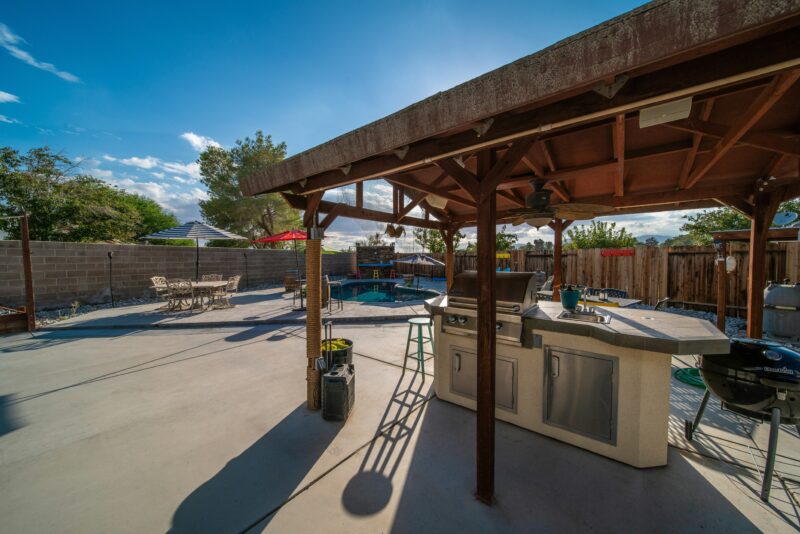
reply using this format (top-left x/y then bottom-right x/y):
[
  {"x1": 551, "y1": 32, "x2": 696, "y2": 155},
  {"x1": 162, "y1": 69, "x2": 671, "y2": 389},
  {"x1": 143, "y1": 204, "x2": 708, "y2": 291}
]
[
  {"x1": 0, "y1": 324, "x2": 797, "y2": 533},
  {"x1": 40, "y1": 287, "x2": 429, "y2": 330}
]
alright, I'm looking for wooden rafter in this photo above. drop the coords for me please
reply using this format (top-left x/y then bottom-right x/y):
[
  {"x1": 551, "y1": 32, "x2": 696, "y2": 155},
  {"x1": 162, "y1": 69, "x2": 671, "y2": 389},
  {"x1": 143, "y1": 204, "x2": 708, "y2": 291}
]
[
  {"x1": 715, "y1": 196, "x2": 754, "y2": 218},
  {"x1": 397, "y1": 171, "x2": 449, "y2": 221},
  {"x1": 386, "y1": 174, "x2": 476, "y2": 208},
  {"x1": 302, "y1": 192, "x2": 324, "y2": 227},
  {"x1": 613, "y1": 114, "x2": 625, "y2": 197},
  {"x1": 677, "y1": 98, "x2": 715, "y2": 189},
  {"x1": 521, "y1": 153, "x2": 570, "y2": 202},
  {"x1": 667, "y1": 118, "x2": 800, "y2": 158},
  {"x1": 496, "y1": 189, "x2": 525, "y2": 207},
  {"x1": 319, "y1": 203, "x2": 345, "y2": 228},
  {"x1": 482, "y1": 137, "x2": 537, "y2": 192},
  {"x1": 283, "y1": 193, "x2": 444, "y2": 230},
  {"x1": 435, "y1": 158, "x2": 480, "y2": 202},
  {"x1": 355, "y1": 182, "x2": 363, "y2": 207},
  {"x1": 683, "y1": 70, "x2": 800, "y2": 189}
]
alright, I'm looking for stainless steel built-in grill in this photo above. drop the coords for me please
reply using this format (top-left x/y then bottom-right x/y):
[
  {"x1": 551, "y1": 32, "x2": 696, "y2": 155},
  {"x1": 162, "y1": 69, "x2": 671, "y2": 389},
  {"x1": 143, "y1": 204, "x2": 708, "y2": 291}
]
[{"x1": 443, "y1": 271, "x2": 539, "y2": 346}]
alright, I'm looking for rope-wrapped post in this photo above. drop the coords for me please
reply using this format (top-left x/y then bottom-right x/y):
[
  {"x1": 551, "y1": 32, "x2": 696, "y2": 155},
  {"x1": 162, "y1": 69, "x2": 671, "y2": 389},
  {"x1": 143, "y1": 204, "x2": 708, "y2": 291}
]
[{"x1": 305, "y1": 235, "x2": 322, "y2": 410}]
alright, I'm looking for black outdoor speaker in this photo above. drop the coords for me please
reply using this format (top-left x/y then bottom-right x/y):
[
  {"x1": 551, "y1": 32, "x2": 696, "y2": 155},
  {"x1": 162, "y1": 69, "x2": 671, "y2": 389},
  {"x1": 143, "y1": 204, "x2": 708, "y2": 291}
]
[{"x1": 322, "y1": 364, "x2": 355, "y2": 422}]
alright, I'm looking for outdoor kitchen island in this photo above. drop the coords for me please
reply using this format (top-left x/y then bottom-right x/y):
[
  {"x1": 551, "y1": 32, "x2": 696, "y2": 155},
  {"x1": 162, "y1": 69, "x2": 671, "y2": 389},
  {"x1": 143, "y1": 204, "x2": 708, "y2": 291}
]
[{"x1": 425, "y1": 286, "x2": 730, "y2": 468}]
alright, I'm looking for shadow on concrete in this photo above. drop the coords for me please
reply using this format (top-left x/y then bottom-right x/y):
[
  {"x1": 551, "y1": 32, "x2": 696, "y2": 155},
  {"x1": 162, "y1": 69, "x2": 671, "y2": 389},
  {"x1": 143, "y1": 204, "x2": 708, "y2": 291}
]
[
  {"x1": 389, "y1": 398, "x2": 762, "y2": 532},
  {"x1": 0, "y1": 329, "x2": 139, "y2": 354},
  {"x1": 0, "y1": 394, "x2": 25, "y2": 437},
  {"x1": 341, "y1": 370, "x2": 430, "y2": 516},
  {"x1": 169, "y1": 404, "x2": 342, "y2": 533},
  {"x1": 6, "y1": 328, "x2": 283, "y2": 406}
]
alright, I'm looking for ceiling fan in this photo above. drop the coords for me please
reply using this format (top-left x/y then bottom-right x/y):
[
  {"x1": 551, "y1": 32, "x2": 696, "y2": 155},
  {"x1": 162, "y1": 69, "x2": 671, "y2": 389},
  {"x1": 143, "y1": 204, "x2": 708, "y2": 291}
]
[{"x1": 508, "y1": 179, "x2": 614, "y2": 228}]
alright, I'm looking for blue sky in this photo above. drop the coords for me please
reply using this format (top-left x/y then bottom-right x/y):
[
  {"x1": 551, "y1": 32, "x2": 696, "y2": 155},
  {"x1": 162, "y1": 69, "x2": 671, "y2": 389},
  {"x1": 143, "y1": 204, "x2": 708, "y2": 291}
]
[{"x1": 1, "y1": 0, "x2": 692, "y2": 249}]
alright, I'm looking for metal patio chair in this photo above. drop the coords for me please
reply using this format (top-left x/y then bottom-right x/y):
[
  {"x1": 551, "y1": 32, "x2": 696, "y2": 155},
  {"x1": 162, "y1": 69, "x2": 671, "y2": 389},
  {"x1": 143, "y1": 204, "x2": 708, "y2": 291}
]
[
  {"x1": 201, "y1": 274, "x2": 223, "y2": 282},
  {"x1": 213, "y1": 275, "x2": 241, "y2": 308},
  {"x1": 151, "y1": 276, "x2": 169, "y2": 303},
  {"x1": 166, "y1": 279, "x2": 196, "y2": 311}
]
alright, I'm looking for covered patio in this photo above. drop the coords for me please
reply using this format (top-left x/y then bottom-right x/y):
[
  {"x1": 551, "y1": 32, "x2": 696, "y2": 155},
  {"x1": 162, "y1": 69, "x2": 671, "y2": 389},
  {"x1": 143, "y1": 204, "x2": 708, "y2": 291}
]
[{"x1": 241, "y1": 0, "x2": 800, "y2": 505}]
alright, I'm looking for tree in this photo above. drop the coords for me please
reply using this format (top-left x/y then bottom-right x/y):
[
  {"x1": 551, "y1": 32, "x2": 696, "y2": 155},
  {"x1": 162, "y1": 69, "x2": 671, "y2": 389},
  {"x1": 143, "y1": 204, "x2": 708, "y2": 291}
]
[
  {"x1": 680, "y1": 200, "x2": 800, "y2": 245},
  {"x1": 662, "y1": 234, "x2": 701, "y2": 247},
  {"x1": 412, "y1": 228, "x2": 465, "y2": 253},
  {"x1": 496, "y1": 226, "x2": 518, "y2": 251},
  {"x1": 355, "y1": 232, "x2": 387, "y2": 247},
  {"x1": 1, "y1": 146, "x2": 74, "y2": 240},
  {"x1": 564, "y1": 221, "x2": 637, "y2": 250},
  {"x1": 463, "y1": 225, "x2": 519, "y2": 252},
  {"x1": 644, "y1": 237, "x2": 659, "y2": 247},
  {"x1": 198, "y1": 131, "x2": 301, "y2": 243},
  {"x1": 0, "y1": 147, "x2": 179, "y2": 242}
]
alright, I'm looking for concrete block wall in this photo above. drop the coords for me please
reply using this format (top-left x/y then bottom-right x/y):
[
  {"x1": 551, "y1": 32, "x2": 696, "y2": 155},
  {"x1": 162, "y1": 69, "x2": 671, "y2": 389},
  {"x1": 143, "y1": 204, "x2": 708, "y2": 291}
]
[{"x1": 0, "y1": 241, "x2": 355, "y2": 310}]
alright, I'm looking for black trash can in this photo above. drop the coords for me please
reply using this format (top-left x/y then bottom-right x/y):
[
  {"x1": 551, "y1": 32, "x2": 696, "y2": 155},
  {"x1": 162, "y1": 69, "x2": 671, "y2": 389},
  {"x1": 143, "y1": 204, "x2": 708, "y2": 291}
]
[{"x1": 322, "y1": 364, "x2": 355, "y2": 422}]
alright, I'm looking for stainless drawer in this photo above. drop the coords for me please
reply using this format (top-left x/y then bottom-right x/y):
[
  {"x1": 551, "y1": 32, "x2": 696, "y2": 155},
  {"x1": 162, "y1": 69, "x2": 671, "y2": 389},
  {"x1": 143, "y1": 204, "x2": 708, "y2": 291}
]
[
  {"x1": 450, "y1": 347, "x2": 516, "y2": 411},
  {"x1": 543, "y1": 346, "x2": 618, "y2": 444}
]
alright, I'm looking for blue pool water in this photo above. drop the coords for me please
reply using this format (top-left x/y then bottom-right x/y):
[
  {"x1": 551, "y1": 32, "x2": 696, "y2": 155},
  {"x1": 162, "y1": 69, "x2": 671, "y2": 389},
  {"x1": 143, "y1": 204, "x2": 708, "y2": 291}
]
[{"x1": 334, "y1": 281, "x2": 439, "y2": 303}]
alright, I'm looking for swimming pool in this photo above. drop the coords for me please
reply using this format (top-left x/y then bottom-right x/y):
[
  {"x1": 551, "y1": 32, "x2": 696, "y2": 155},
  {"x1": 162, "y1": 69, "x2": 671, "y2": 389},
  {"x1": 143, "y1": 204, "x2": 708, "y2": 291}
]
[{"x1": 333, "y1": 281, "x2": 439, "y2": 303}]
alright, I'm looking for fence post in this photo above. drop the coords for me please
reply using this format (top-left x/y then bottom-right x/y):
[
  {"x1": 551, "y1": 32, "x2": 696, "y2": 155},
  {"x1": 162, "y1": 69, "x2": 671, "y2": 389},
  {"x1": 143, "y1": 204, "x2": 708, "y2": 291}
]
[{"x1": 20, "y1": 213, "x2": 36, "y2": 332}]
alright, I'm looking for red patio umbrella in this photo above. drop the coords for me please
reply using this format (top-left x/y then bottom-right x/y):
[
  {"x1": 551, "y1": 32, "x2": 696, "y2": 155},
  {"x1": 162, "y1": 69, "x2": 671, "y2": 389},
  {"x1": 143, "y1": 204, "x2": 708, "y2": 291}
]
[{"x1": 255, "y1": 229, "x2": 308, "y2": 309}]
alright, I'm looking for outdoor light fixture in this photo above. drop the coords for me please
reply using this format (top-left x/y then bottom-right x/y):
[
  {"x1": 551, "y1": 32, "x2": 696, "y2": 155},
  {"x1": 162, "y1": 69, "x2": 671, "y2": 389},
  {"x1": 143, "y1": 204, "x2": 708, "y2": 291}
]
[
  {"x1": 725, "y1": 255, "x2": 737, "y2": 273},
  {"x1": 426, "y1": 194, "x2": 448, "y2": 209},
  {"x1": 639, "y1": 96, "x2": 693, "y2": 128}
]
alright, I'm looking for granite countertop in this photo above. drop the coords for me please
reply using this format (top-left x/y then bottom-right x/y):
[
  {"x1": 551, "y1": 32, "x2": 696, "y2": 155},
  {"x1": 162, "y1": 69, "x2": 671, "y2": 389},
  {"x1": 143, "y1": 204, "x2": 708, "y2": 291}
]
[{"x1": 424, "y1": 296, "x2": 730, "y2": 356}]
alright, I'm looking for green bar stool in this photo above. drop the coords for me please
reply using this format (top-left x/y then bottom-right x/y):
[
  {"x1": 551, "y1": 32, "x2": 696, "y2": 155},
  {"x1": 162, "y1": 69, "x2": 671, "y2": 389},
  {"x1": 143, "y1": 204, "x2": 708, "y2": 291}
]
[{"x1": 404, "y1": 317, "x2": 434, "y2": 377}]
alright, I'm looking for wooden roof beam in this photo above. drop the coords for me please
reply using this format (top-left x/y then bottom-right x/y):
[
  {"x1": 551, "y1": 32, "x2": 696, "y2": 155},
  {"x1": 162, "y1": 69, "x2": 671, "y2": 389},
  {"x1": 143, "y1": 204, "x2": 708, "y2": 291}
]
[
  {"x1": 302, "y1": 192, "x2": 323, "y2": 227},
  {"x1": 283, "y1": 193, "x2": 445, "y2": 230},
  {"x1": 677, "y1": 98, "x2": 715, "y2": 189},
  {"x1": 521, "y1": 152, "x2": 570, "y2": 202},
  {"x1": 613, "y1": 114, "x2": 625, "y2": 197},
  {"x1": 667, "y1": 117, "x2": 800, "y2": 159},
  {"x1": 435, "y1": 158, "x2": 480, "y2": 202},
  {"x1": 684, "y1": 70, "x2": 800, "y2": 189},
  {"x1": 715, "y1": 196, "x2": 754, "y2": 218},
  {"x1": 386, "y1": 174, "x2": 476, "y2": 209}
]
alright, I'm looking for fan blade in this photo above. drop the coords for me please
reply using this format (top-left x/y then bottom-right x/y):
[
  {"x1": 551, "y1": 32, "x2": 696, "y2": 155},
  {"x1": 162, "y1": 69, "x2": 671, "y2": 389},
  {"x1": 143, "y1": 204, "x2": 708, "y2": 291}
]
[{"x1": 512, "y1": 216, "x2": 526, "y2": 226}]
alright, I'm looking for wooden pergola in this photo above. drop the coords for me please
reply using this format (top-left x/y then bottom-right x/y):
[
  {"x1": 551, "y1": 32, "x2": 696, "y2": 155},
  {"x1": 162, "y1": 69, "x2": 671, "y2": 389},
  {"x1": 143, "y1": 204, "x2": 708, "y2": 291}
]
[{"x1": 241, "y1": 0, "x2": 800, "y2": 504}]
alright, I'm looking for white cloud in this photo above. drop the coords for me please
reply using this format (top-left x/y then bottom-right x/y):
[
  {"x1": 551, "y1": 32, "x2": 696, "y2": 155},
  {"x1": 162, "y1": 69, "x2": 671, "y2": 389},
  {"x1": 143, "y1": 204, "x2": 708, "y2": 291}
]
[
  {"x1": 151, "y1": 171, "x2": 165, "y2": 179},
  {"x1": 0, "y1": 23, "x2": 80, "y2": 82},
  {"x1": 0, "y1": 114, "x2": 19, "y2": 124},
  {"x1": 180, "y1": 131, "x2": 220, "y2": 151},
  {"x1": 0, "y1": 90, "x2": 19, "y2": 103},
  {"x1": 102, "y1": 154, "x2": 117, "y2": 162},
  {"x1": 119, "y1": 155, "x2": 159, "y2": 169},
  {"x1": 162, "y1": 160, "x2": 201, "y2": 181}
]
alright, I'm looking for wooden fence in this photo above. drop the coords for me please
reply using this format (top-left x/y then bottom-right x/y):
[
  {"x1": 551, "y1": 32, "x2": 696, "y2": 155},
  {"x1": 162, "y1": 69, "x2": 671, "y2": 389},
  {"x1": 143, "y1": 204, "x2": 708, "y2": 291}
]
[{"x1": 431, "y1": 242, "x2": 799, "y2": 316}]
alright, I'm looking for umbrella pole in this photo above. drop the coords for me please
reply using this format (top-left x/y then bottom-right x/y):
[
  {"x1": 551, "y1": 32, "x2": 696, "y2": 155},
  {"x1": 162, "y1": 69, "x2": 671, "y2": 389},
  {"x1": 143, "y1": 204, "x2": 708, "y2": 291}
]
[
  {"x1": 294, "y1": 237, "x2": 305, "y2": 311},
  {"x1": 195, "y1": 238, "x2": 200, "y2": 281}
]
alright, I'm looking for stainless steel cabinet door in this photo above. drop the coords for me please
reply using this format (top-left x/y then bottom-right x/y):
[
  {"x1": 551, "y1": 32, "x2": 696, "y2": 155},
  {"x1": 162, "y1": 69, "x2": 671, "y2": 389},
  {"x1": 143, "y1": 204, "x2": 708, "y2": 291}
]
[
  {"x1": 450, "y1": 348, "x2": 516, "y2": 411},
  {"x1": 544, "y1": 347, "x2": 617, "y2": 444}
]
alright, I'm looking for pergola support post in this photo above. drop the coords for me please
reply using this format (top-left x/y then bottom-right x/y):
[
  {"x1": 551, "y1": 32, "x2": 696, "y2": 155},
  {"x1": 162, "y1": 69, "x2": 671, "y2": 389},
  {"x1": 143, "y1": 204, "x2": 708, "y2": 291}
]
[
  {"x1": 716, "y1": 240, "x2": 727, "y2": 333},
  {"x1": 305, "y1": 228, "x2": 323, "y2": 410},
  {"x1": 746, "y1": 189, "x2": 781, "y2": 339},
  {"x1": 552, "y1": 219, "x2": 564, "y2": 302},
  {"x1": 444, "y1": 227, "x2": 456, "y2": 291},
  {"x1": 20, "y1": 213, "x2": 36, "y2": 332},
  {"x1": 475, "y1": 150, "x2": 496, "y2": 504}
]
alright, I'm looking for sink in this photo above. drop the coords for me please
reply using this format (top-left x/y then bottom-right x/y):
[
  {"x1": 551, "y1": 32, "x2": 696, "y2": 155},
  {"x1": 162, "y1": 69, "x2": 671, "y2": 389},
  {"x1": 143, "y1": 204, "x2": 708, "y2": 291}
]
[{"x1": 557, "y1": 309, "x2": 612, "y2": 324}]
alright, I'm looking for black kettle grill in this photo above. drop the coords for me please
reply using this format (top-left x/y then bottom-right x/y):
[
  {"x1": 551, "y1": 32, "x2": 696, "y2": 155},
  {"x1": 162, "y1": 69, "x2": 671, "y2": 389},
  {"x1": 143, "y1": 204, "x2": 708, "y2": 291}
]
[{"x1": 684, "y1": 337, "x2": 800, "y2": 502}]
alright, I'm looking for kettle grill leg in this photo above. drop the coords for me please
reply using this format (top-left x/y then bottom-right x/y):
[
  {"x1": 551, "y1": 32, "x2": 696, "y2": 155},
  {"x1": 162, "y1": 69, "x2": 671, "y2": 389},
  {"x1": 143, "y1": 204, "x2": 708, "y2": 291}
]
[
  {"x1": 684, "y1": 389, "x2": 711, "y2": 442},
  {"x1": 760, "y1": 407, "x2": 781, "y2": 502}
]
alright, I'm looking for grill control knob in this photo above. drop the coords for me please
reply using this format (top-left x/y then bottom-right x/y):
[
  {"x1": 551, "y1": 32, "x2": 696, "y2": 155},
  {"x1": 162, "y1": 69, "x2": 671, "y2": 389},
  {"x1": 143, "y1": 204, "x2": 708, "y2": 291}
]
[
  {"x1": 496, "y1": 322, "x2": 503, "y2": 331},
  {"x1": 446, "y1": 315, "x2": 457, "y2": 325},
  {"x1": 457, "y1": 316, "x2": 468, "y2": 325}
]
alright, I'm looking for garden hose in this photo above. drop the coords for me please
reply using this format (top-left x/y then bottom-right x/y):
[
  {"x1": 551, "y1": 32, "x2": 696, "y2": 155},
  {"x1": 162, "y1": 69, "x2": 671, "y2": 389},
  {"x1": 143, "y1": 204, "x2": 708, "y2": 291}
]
[{"x1": 673, "y1": 367, "x2": 706, "y2": 389}]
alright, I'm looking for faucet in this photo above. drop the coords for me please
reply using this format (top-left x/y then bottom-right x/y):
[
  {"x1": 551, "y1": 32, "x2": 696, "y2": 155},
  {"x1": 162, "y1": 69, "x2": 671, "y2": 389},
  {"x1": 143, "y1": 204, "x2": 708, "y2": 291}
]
[{"x1": 581, "y1": 288, "x2": 593, "y2": 313}]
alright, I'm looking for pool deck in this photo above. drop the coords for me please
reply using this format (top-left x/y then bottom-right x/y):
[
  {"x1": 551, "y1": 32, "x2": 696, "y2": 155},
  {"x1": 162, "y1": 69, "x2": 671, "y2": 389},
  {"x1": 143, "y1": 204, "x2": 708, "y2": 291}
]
[
  {"x1": 1, "y1": 324, "x2": 798, "y2": 533},
  {"x1": 40, "y1": 285, "x2": 431, "y2": 330}
]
